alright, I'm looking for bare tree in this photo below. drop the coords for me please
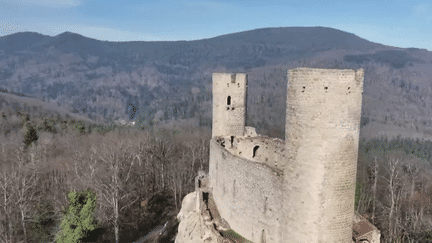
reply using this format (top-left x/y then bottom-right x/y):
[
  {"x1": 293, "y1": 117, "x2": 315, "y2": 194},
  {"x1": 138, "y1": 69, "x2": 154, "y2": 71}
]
[
  {"x1": 0, "y1": 169, "x2": 16, "y2": 243},
  {"x1": 401, "y1": 161, "x2": 421, "y2": 230},
  {"x1": 0, "y1": 133, "x2": 59, "y2": 243},
  {"x1": 78, "y1": 139, "x2": 140, "y2": 243},
  {"x1": 133, "y1": 140, "x2": 151, "y2": 201},
  {"x1": 0, "y1": 161, "x2": 36, "y2": 243},
  {"x1": 404, "y1": 162, "x2": 419, "y2": 200},
  {"x1": 13, "y1": 164, "x2": 39, "y2": 242},
  {"x1": 167, "y1": 156, "x2": 189, "y2": 211},
  {"x1": 147, "y1": 134, "x2": 174, "y2": 192},
  {"x1": 397, "y1": 156, "x2": 432, "y2": 242},
  {"x1": 184, "y1": 134, "x2": 210, "y2": 174},
  {"x1": 381, "y1": 151, "x2": 404, "y2": 242},
  {"x1": 370, "y1": 156, "x2": 379, "y2": 224},
  {"x1": 168, "y1": 166, "x2": 180, "y2": 211}
]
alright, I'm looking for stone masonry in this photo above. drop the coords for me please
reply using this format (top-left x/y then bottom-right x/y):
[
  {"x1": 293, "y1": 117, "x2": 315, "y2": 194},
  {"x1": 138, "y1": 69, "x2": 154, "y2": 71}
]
[{"x1": 176, "y1": 69, "x2": 380, "y2": 243}]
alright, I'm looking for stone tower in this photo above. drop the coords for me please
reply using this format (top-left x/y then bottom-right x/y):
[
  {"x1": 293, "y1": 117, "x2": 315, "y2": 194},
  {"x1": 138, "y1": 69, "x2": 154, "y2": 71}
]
[
  {"x1": 283, "y1": 68, "x2": 364, "y2": 242},
  {"x1": 212, "y1": 73, "x2": 248, "y2": 138}
]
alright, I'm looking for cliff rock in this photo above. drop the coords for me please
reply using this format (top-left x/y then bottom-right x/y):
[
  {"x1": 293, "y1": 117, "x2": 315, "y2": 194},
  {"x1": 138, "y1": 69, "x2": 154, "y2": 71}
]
[{"x1": 175, "y1": 192, "x2": 223, "y2": 243}]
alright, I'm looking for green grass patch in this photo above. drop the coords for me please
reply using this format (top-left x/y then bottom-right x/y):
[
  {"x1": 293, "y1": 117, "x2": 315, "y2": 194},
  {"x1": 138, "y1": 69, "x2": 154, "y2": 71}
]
[{"x1": 220, "y1": 229, "x2": 252, "y2": 242}]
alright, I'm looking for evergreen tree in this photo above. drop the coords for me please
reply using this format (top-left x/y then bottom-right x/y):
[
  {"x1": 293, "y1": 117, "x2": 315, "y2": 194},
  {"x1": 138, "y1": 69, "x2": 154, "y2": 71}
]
[
  {"x1": 55, "y1": 189, "x2": 101, "y2": 243},
  {"x1": 23, "y1": 123, "x2": 39, "y2": 149},
  {"x1": 30, "y1": 202, "x2": 62, "y2": 243}
]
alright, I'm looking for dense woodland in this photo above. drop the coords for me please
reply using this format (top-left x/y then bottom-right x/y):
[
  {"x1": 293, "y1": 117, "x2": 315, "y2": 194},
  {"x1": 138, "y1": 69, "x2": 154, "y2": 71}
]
[
  {"x1": 1, "y1": 96, "x2": 432, "y2": 242},
  {"x1": 0, "y1": 101, "x2": 211, "y2": 242},
  {"x1": 2, "y1": 29, "x2": 432, "y2": 143}
]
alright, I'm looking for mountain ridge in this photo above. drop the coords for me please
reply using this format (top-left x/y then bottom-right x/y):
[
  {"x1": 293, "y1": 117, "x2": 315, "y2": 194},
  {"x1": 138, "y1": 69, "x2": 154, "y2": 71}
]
[{"x1": 0, "y1": 26, "x2": 431, "y2": 142}]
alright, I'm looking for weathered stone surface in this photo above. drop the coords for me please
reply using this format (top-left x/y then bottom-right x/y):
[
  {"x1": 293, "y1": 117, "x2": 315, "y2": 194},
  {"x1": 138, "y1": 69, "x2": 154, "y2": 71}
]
[
  {"x1": 175, "y1": 192, "x2": 223, "y2": 243},
  {"x1": 176, "y1": 191, "x2": 197, "y2": 222},
  {"x1": 176, "y1": 70, "x2": 380, "y2": 243},
  {"x1": 175, "y1": 209, "x2": 207, "y2": 243}
]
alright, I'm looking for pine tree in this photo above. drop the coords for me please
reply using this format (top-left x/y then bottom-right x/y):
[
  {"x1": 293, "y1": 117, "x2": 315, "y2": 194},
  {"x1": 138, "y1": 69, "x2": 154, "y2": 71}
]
[
  {"x1": 23, "y1": 123, "x2": 39, "y2": 149},
  {"x1": 55, "y1": 189, "x2": 101, "y2": 243},
  {"x1": 30, "y1": 202, "x2": 61, "y2": 243}
]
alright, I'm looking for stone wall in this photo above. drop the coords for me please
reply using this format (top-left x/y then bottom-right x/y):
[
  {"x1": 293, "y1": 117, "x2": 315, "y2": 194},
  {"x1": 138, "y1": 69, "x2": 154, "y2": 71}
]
[
  {"x1": 176, "y1": 176, "x2": 381, "y2": 243},
  {"x1": 221, "y1": 135, "x2": 286, "y2": 171},
  {"x1": 209, "y1": 138, "x2": 284, "y2": 243}
]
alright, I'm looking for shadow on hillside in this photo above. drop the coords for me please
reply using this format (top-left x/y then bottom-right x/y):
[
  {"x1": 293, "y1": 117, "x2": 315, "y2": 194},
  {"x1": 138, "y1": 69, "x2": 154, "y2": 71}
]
[{"x1": 132, "y1": 190, "x2": 180, "y2": 243}]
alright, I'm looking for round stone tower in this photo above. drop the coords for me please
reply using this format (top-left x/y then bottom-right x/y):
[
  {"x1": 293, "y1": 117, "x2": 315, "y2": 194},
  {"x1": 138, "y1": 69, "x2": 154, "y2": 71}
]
[
  {"x1": 283, "y1": 68, "x2": 364, "y2": 242},
  {"x1": 212, "y1": 73, "x2": 248, "y2": 138}
]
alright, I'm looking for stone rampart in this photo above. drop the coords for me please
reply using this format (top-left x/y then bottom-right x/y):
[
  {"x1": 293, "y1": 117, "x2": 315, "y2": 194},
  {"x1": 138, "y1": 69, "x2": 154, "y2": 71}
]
[
  {"x1": 209, "y1": 138, "x2": 284, "y2": 243},
  {"x1": 220, "y1": 135, "x2": 286, "y2": 171}
]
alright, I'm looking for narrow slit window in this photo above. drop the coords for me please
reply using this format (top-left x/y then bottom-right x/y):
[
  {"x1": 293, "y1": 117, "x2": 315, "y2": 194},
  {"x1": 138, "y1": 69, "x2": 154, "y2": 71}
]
[
  {"x1": 227, "y1": 96, "x2": 231, "y2": 105},
  {"x1": 252, "y1": 146, "x2": 259, "y2": 158}
]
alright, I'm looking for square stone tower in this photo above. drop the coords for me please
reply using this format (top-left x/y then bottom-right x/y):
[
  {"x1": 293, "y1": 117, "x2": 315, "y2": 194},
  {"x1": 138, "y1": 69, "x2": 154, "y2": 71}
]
[
  {"x1": 283, "y1": 68, "x2": 364, "y2": 242},
  {"x1": 212, "y1": 73, "x2": 248, "y2": 138}
]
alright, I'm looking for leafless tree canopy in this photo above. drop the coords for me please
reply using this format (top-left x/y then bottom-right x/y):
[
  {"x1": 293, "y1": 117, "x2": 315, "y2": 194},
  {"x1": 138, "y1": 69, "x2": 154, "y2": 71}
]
[{"x1": 0, "y1": 125, "x2": 210, "y2": 243}]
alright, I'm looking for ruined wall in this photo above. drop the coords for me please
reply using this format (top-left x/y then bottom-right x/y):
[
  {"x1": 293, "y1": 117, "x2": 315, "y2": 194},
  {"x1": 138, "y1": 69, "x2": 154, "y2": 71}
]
[
  {"x1": 209, "y1": 138, "x2": 284, "y2": 243},
  {"x1": 282, "y1": 68, "x2": 364, "y2": 242},
  {"x1": 208, "y1": 69, "x2": 367, "y2": 243},
  {"x1": 222, "y1": 135, "x2": 286, "y2": 171},
  {"x1": 212, "y1": 73, "x2": 248, "y2": 138}
]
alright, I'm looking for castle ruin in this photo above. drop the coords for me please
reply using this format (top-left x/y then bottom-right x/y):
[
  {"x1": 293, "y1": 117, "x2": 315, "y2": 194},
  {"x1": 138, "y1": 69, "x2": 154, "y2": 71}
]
[{"x1": 176, "y1": 68, "x2": 381, "y2": 243}]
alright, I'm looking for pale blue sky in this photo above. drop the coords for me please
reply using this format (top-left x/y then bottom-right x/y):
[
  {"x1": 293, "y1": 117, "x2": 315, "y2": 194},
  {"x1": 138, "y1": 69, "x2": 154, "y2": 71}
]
[{"x1": 1, "y1": 0, "x2": 431, "y2": 51}]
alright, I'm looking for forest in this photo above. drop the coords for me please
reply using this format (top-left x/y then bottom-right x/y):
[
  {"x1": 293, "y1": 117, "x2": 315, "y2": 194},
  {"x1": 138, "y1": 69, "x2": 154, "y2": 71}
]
[
  {"x1": 1, "y1": 93, "x2": 432, "y2": 242},
  {"x1": 0, "y1": 100, "x2": 211, "y2": 242}
]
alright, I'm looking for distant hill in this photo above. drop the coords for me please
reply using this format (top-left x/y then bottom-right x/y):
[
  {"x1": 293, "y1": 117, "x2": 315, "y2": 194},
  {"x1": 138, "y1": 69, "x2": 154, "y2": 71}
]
[
  {"x1": 0, "y1": 90, "x2": 96, "y2": 124},
  {"x1": 0, "y1": 26, "x2": 431, "y2": 142},
  {"x1": 0, "y1": 27, "x2": 383, "y2": 58}
]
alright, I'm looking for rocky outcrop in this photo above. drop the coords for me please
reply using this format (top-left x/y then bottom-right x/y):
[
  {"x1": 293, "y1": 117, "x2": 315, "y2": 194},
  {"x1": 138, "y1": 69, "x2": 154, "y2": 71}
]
[
  {"x1": 175, "y1": 172, "x2": 381, "y2": 243},
  {"x1": 175, "y1": 193, "x2": 233, "y2": 242},
  {"x1": 175, "y1": 192, "x2": 218, "y2": 243},
  {"x1": 175, "y1": 172, "x2": 237, "y2": 243}
]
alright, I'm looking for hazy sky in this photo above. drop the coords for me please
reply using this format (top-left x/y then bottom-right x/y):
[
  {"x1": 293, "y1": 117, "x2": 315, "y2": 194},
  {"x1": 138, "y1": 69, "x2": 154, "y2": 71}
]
[{"x1": 1, "y1": 0, "x2": 431, "y2": 51}]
